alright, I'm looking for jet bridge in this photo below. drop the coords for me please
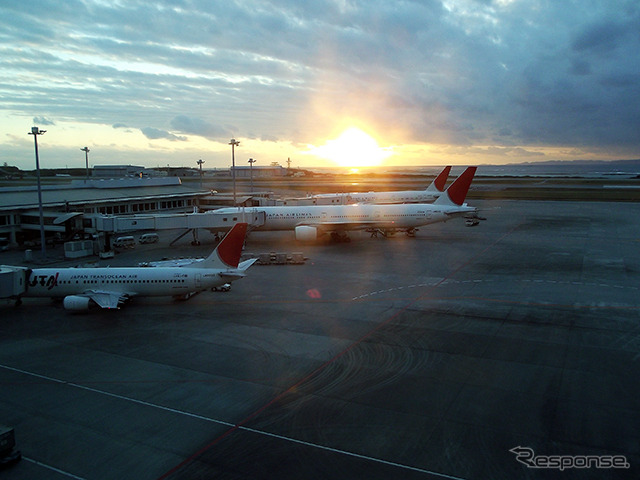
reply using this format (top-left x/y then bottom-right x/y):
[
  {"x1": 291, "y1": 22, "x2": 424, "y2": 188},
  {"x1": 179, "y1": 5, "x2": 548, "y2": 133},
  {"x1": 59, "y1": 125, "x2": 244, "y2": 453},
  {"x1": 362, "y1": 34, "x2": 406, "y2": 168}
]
[
  {"x1": 92, "y1": 209, "x2": 265, "y2": 246},
  {"x1": 0, "y1": 266, "x2": 29, "y2": 304}
]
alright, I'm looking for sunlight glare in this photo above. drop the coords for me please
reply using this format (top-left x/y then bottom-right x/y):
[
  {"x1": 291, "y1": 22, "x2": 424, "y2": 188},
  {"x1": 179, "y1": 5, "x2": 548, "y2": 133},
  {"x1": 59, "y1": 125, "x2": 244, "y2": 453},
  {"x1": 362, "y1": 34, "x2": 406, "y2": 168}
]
[{"x1": 307, "y1": 128, "x2": 393, "y2": 168}]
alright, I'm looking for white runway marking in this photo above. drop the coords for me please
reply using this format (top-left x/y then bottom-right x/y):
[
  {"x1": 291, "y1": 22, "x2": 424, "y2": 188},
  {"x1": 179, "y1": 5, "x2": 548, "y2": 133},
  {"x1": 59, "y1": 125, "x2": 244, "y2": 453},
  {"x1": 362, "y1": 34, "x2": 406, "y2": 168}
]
[
  {"x1": 1, "y1": 364, "x2": 468, "y2": 480},
  {"x1": 22, "y1": 456, "x2": 87, "y2": 480},
  {"x1": 352, "y1": 277, "x2": 640, "y2": 301}
]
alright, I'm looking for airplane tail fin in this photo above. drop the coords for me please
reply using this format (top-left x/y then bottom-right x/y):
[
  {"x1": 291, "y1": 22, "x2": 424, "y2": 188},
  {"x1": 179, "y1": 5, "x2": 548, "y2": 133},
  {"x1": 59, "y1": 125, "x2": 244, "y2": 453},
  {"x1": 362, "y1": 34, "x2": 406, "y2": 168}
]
[
  {"x1": 195, "y1": 222, "x2": 248, "y2": 269},
  {"x1": 433, "y1": 167, "x2": 477, "y2": 206},
  {"x1": 426, "y1": 166, "x2": 451, "y2": 192}
]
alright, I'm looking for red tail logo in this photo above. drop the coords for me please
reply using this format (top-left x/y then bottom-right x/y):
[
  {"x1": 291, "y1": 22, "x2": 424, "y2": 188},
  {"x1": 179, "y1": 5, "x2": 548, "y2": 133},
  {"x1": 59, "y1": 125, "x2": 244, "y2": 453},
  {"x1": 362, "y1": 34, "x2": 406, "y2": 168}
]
[
  {"x1": 447, "y1": 167, "x2": 477, "y2": 206},
  {"x1": 434, "y1": 166, "x2": 451, "y2": 192},
  {"x1": 217, "y1": 223, "x2": 248, "y2": 268}
]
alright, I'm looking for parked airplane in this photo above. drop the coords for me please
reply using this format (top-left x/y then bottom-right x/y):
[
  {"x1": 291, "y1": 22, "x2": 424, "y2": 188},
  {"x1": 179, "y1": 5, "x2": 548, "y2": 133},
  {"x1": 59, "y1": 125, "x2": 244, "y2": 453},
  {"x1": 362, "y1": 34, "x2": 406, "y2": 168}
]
[
  {"x1": 296, "y1": 165, "x2": 451, "y2": 205},
  {"x1": 21, "y1": 222, "x2": 255, "y2": 311},
  {"x1": 215, "y1": 167, "x2": 479, "y2": 242}
]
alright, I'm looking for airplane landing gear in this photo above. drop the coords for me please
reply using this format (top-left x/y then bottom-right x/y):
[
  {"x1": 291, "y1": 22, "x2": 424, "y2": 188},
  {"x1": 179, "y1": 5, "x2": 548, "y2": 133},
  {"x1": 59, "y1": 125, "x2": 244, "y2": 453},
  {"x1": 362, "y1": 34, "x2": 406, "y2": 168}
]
[
  {"x1": 330, "y1": 232, "x2": 351, "y2": 243},
  {"x1": 173, "y1": 291, "x2": 200, "y2": 301},
  {"x1": 191, "y1": 229, "x2": 201, "y2": 245}
]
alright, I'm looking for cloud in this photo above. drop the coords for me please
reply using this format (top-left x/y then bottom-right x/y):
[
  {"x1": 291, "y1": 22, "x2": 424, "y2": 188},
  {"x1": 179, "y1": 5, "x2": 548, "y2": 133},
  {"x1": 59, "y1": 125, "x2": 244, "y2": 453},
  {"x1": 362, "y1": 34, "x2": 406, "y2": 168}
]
[
  {"x1": 571, "y1": 19, "x2": 631, "y2": 54},
  {"x1": 140, "y1": 127, "x2": 187, "y2": 142},
  {"x1": 569, "y1": 59, "x2": 591, "y2": 76},
  {"x1": 169, "y1": 115, "x2": 232, "y2": 140},
  {"x1": 445, "y1": 145, "x2": 545, "y2": 158},
  {"x1": 32, "y1": 116, "x2": 55, "y2": 126},
  {"x1": 0, "y1": 0, "x2": 639, "y2": 167}
]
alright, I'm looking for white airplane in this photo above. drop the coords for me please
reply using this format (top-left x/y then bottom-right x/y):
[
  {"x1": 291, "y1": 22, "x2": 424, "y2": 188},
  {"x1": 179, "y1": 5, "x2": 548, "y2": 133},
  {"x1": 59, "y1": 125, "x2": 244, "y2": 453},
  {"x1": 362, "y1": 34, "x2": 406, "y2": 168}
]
[
  {"x1": 215, "y1": 167, "x2": 479, "y2": 242},
  {"x1": 21, "y1": 222, "x2": 256, "y2": 311},
  {"x1": 301, "y1": 165, "x2": 451, "y2": 205}
]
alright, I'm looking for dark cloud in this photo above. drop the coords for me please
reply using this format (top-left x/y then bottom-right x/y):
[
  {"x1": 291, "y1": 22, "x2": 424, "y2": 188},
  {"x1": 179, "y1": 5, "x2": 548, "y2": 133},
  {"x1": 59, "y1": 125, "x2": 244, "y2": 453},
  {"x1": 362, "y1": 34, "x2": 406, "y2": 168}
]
[
  {"x1": 569, "y1": 59, "x2": 591, "y2": 76},
  {"x1": 32, "y1": 116, "x2": 55, "y2": 126},
  {"x1": 572, "y1": 19, "x2": 630, "y2": 54},
  {"x1": 169, "y1": 116, "x2": 232, "y2": 140},
  {"x1": 1, "y1": 0, "x2": 639, "y2": 163},
  {"x1": 140, "y1": 127, "x2": 186, "y2": 142}
]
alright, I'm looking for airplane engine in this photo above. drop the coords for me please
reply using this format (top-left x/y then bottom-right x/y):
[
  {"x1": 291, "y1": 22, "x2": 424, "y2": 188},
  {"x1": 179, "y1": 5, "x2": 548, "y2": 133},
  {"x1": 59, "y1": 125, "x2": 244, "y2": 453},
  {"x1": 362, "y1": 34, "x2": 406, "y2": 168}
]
[
  {"x1": 294, "y1": 225, "x2": 319, "y2": 242},
  {"x1": 63, "y1": 295, "x2": 93, "y2": 311}
]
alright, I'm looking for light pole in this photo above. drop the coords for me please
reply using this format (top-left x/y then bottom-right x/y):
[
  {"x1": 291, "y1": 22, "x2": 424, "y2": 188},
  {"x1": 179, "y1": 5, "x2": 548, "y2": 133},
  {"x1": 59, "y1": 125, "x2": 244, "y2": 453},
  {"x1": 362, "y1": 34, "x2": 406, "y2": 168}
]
[
  {"x1": 28, "y1": 126, "x2": 47, "y2": 260},
  {"x1": 248, "y1": 157, "x2": 256, "y2": 193},
  {"x1": 80, "y1": 146, "x2": 90, "y2": 181},
  {"x1": 197, "y1": 158, "x2": 205, "y2": 188},
  {"x1": 228, "y1": 138, "x2": 240, "y2": 205}
]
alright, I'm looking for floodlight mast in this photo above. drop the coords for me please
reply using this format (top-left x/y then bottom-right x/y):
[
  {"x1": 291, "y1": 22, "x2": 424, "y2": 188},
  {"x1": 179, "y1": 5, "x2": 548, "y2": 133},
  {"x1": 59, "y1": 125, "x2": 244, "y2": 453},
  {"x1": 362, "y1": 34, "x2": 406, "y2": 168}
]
[
  {"x1": 197, "y1": 158, "x2": 205, "y2": 188},
  {"x1": 28, "y1": 126, "x2": 47, "y2": 260},
  {"x1": 248, "y1": 157, "x2": 256, "y2": 193},
  {"x1": 80, "y1": 146, "x2": 90, "y2": 181},
  {"x1": 229, "y1": 138, "x2": 240, "y2": 206}
]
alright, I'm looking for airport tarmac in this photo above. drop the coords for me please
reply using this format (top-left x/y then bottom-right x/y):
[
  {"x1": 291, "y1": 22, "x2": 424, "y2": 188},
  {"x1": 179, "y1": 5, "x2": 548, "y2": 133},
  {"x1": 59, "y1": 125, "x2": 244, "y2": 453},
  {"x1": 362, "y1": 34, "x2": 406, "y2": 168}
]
[{"x1": 1, "y1": 199, "x2": 639, "y2": 480}]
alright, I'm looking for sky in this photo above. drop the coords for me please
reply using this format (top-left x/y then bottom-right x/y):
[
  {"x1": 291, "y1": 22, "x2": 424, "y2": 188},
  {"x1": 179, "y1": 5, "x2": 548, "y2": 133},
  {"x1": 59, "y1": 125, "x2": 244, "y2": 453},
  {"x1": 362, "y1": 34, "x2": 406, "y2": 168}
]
[{"x1": 1, "y1": 0, "x2": 639, "y2": 170}]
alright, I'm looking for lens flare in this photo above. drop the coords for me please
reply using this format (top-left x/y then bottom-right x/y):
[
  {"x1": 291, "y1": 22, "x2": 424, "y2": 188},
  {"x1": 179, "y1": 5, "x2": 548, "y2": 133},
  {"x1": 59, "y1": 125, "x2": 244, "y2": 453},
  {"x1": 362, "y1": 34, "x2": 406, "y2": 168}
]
[{"x1": 306, "y1": 128, "x2": 393, "y2": 167}]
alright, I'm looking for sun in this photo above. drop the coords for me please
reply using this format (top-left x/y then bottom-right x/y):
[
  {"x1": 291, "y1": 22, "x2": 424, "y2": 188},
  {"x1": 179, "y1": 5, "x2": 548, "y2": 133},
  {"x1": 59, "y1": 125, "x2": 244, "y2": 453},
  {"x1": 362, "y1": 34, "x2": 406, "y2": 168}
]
[{"x1": 306, "y1": 128, "x2": 393, "y2": 168}]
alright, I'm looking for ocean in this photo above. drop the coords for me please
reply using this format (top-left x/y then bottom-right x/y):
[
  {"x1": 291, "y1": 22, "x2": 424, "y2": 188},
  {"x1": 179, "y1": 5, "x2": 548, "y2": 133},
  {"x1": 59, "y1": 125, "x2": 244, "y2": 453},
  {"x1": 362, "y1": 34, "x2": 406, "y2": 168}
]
[{"x1": 310, "y1": 160, "x2": 640, "y2": 178}]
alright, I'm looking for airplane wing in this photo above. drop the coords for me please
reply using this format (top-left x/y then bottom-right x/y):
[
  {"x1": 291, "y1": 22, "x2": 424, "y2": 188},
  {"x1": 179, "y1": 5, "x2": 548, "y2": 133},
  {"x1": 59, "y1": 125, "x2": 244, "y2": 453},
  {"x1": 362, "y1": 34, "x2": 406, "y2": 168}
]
[{"x1": 83, "y1": 290, "x2": 128, "y2": 309}]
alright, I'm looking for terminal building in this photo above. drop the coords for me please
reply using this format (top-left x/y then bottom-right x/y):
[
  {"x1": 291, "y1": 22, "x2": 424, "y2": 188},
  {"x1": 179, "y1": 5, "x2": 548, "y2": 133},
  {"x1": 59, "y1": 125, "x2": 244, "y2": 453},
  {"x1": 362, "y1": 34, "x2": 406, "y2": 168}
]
[
  {"x1": 0, "y1": 177, "x2": 210, "y2": 246},
  {"x1": 92, "y1": 165, "x2": 147, "y2": 178},
  {"x1": 0, "y1": 163, "x2": 287, "y2": 251},
  {"x1": 231, "y1": 165, "x2": 287, "y2": 178}
]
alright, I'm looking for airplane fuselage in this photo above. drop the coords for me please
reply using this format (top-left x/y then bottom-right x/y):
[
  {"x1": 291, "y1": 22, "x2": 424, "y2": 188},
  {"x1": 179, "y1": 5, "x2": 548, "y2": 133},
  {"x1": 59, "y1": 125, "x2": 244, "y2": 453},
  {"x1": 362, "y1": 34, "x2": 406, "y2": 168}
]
[
  {"x1": 311, "y1": 190, "x2": 439, "y2": 205},
  {"x1": 215, "y1": 167, "x2": 477, "y2": 241},
  {"x1": 12, "y1": 222, "x2": 253, "y2": 311},
  {"x1": 217, "y1": 203, "x2": 476, "y2": 232},
  {"x1": 26, "y1": 266, "x2": 230, "y2": 299}
]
